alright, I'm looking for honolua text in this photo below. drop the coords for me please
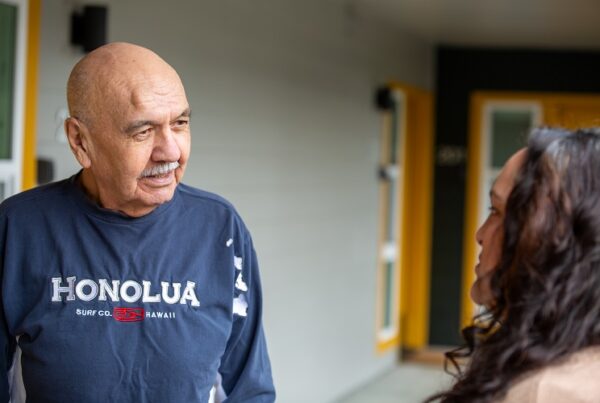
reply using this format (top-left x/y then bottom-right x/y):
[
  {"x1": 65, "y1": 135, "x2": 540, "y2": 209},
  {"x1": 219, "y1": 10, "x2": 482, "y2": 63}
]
[{"x1": 51, "y1": 277, "x2": 200, "y2": 306}]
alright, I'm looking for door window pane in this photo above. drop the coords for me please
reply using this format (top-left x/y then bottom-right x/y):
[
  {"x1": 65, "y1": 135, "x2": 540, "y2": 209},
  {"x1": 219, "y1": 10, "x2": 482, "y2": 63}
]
[{"x1": 491, "y1": 110, "x2": 532, "y2": 168}]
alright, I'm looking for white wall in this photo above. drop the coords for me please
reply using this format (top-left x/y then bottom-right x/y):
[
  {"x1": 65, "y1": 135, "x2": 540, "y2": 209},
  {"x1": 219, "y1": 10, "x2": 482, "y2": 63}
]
[{"x1": 36, "y1": 1, "x2": 432, "y2": 401}]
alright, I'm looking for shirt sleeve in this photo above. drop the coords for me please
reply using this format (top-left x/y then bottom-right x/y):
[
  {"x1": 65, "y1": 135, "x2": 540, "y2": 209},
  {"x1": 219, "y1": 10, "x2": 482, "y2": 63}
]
[{"x1": 217, "y1": 228, "x2": 275, "y2": 402}]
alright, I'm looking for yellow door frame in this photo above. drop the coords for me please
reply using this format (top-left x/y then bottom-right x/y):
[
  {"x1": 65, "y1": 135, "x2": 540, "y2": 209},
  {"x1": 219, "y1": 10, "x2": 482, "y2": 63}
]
[
  {"x1": 376, "y1": 82, "x2": 434, "y2": 352},
  {"x1": 22, "y1": 0, "x2": 40, "y2": 190},
  {"x1": 462, "y1": 91, "x2": 600, "y2": 326}
]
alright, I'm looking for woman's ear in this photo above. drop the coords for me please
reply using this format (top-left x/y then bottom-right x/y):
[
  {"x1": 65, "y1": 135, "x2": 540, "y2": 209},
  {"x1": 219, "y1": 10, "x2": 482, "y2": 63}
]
[{"x1": 64, "y1": 117, "x2": 92, "y2": 168}]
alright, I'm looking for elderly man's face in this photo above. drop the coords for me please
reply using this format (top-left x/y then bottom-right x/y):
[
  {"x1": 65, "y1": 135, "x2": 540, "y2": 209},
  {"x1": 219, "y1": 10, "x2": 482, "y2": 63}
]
[
  {"x1": 471, "y1": 149, "x2": 526, "y2": 307},
  {"x1": 78, "y1": 74, "x2": 191, "y2": 216}
]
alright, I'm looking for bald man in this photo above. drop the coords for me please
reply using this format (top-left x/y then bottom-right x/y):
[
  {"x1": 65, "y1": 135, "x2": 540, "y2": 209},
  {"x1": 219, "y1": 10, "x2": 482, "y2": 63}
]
[{"x1": 0, "y1": 43, "x2": 275, "y2": 402}]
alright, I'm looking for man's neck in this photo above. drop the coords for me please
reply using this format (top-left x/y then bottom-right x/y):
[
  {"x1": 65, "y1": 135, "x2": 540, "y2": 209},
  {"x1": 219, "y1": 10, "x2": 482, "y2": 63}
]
[{"x1": 78, "y1": 169, "x2": 156, "y2": 218}]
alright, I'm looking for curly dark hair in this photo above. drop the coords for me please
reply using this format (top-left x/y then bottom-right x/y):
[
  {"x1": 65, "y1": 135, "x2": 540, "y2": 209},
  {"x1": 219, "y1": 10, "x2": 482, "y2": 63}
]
[{"x1": 426, "y1": 127, "x2": 600, "y2": 402}]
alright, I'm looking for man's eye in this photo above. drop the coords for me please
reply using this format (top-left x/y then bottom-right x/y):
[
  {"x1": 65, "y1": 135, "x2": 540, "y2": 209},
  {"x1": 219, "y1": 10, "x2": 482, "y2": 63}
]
[
  {"x1": 173, "y1": 119, "x2": 189, "y2": 127},
  {"x1": 134, "y1": 128, "x2": 152, "y2": 140}
]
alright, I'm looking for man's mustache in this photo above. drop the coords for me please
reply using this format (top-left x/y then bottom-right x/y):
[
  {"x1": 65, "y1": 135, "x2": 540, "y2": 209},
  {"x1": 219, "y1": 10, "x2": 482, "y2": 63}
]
[{"x1": 139, "y1": 161, "x2": 180, "y2": 178}]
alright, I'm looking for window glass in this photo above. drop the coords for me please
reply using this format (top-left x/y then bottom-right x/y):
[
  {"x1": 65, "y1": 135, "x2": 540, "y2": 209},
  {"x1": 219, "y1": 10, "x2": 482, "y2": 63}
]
[
  {"x1": 0, "y1": 3, "x2": 17, "y2": 160},
  {"x1": 491, "y1": 110, "x2": 531, "y2": 168},
  {"x1": 378, "y1": 92, "x2": 404, "y2": 340}
]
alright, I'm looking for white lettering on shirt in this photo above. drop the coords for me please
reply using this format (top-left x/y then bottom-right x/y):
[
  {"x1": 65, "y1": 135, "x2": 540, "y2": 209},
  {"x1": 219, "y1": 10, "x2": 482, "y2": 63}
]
[{"x1": 51, "y1": 277, "x2": 200, "y2": 307}]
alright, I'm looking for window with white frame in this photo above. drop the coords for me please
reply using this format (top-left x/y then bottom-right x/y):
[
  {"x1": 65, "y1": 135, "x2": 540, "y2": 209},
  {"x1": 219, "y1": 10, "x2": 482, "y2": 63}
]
[{"x1": 0, "y1": 0, "x2": 28, "y2": 201}]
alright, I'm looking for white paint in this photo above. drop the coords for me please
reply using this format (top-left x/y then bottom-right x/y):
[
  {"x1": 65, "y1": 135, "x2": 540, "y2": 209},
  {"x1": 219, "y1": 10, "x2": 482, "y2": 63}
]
[
  {"x1": 226, "y1": 238, "x2": 233, "y2": 247},
  {"x1": 232, "y1": 294, "x2": 248, "y2": 317},
  {"x1": 383, "y1": 164, "x2": 399, "y2": 180},
  {"x1": 381, "y1": 241, "x2": 398, "y2": 263},
  {"x1": 478, "y1": 100, "x2": 542, "y2": 233}
]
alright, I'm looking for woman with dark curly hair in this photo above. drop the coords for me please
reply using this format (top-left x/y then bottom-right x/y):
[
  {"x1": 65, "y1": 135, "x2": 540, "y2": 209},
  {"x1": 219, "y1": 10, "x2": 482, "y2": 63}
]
[{"x1": 427, "y1": 127, "x2": 600, "y2": 402}]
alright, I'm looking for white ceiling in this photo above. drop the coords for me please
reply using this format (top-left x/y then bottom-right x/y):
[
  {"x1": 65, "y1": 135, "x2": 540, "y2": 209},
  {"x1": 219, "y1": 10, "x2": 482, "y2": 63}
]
[{"x1": 352, "y1": 0, "x2": 600, "y2": 49}]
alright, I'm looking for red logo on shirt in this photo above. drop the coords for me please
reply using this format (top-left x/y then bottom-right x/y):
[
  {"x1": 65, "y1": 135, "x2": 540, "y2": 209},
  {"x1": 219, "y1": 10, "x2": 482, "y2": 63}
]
[{"x1": 113, "y1": 307, "x2": 145, "y2": 322}]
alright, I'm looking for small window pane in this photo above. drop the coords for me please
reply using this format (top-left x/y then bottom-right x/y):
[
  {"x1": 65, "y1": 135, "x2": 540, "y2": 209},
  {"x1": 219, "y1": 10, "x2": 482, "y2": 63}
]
[
  {"x1": 491, "y1": 110, "x2": 531, "y2": 167},
  {"x1": 389, "y1": 97, "x2": 403, "y2": 163},
  {"x1": 0, "y1": 3, "x2": 17, "y2": 160},
  {"x1": 383, "y1": 262, "x2": 393, "y2": 328}
]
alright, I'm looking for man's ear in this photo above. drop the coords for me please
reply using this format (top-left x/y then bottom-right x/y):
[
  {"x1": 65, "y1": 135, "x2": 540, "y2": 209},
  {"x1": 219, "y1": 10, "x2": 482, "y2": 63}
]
[{"x1": 64, "y1": 117, "x2": 92, "y2": 168}]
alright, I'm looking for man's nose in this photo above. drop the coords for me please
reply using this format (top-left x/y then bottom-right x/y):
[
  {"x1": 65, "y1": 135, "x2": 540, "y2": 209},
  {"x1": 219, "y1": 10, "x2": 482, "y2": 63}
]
[{"x1": 152, "y1": 127, "x2": 181, "y2": 162}]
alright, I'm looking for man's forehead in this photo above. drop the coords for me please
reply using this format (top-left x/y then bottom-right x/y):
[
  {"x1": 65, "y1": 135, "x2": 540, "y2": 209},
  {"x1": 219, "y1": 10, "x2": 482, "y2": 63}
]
[
  {"x1": 101, "y1": 69, "x2": 187, "y2": 120},
  {"x1": 127, "y1": 76, "x2": 186, "y2": 103}
]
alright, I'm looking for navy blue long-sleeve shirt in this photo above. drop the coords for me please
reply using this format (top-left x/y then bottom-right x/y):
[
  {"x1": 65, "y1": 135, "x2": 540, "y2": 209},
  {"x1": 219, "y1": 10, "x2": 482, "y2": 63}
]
[{"x1": 0, "y1": 175, "x2": 275, "y2": 402}]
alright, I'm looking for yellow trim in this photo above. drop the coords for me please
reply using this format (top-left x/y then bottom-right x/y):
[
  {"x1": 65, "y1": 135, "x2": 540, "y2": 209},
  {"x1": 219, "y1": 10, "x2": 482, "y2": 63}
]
[
  {"x1": 462, "y1": 91, "x2": 600, "y2": 327},
  {"x1": 394, "y1": 89, "x2": 409, "y2": 351},
  {"x1": 376, "y1": 334, "x2": 400, "y2": 354},
  {"x1": 387, "y1": 80, "x2": 429, "y2": 96},
  {"x1": 399, "y1": 87, "x2": 433, "y2": 349},
  {"x1": 461, "y1": 94, "x2": 485, "y2": 327},
  {"x1": 375, "y1": 82, "x2": 434, "y2": 352},
  {"x1": 22, "y1": 0, "x2": 40, "y2": 190}
]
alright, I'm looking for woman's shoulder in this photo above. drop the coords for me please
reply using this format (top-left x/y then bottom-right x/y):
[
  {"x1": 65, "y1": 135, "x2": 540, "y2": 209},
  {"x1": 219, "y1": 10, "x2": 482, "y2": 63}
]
[{"x1": 498, "y1": 346, "x2": 600, "y2": 403}]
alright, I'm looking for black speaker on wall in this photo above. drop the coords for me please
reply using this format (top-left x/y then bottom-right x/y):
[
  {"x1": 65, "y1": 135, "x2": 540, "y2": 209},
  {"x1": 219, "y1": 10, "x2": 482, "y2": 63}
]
[
  {"x1": 71, "y1": 5, "x2": 108, "y2": 53},
  {"x1": 374, "y1": 86, "x2": 394, "y2": 111}
]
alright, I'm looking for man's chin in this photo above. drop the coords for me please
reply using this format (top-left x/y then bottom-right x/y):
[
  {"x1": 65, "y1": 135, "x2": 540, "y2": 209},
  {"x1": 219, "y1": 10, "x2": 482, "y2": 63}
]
[
  {"x1": 145, "y1": 188, "x2": 176, "y2": 206},
  {"x1": 134, "y1": 184, "x2": 177, "y2": 208}
]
